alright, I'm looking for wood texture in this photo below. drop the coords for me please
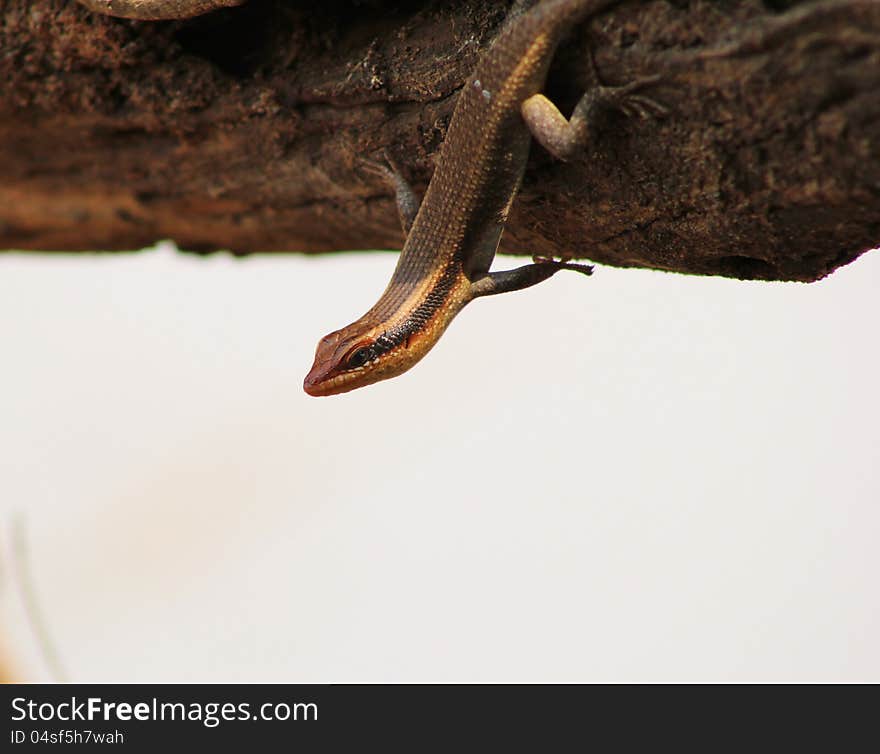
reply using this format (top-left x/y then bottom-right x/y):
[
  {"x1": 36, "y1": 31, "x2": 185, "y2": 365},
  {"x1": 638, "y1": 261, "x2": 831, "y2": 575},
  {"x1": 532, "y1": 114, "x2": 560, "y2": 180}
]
[
  {"x1": 1, "y1": 0, "x2": 878, "y2": 281},
  {"x1": 75, "y1": 0, "x2": 244, "y2": 20}
]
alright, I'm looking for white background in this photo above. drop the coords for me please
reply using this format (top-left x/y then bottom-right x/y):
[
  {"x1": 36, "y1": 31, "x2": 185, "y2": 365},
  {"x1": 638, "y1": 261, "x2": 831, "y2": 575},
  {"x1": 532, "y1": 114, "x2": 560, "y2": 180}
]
[{"x1": 1, "y1": 243, "x2": 877, "y2": 682}]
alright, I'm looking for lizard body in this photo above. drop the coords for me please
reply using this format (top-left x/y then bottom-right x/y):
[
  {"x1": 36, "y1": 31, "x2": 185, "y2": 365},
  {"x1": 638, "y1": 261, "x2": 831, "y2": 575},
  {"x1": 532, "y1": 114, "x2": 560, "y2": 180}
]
[{"x1": 305, "y1": 0, "x2": 662, "y2": 396}]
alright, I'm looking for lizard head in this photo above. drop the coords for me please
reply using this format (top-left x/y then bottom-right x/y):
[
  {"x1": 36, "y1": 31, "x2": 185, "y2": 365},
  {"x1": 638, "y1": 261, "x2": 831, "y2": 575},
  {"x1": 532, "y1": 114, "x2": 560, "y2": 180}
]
[
  {"x1": 303, "y1": 323, "x2": 415, "y2": 397},
  {"x1": 304, "y1": 268, "x2": 472, "y2": 397}
]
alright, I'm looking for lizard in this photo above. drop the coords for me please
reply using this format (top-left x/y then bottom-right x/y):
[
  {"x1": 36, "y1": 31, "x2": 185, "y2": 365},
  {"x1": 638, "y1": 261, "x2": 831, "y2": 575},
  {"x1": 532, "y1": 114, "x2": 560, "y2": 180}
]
[{"x1": 304, "y1": 0, "x2": 665, "y2": 397}]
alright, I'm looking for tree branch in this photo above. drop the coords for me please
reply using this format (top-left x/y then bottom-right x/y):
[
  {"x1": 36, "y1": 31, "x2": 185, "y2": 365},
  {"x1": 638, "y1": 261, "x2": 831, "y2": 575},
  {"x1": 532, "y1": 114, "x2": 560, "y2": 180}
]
[{"x1": 1, "y1": 0, "x2": 877, "y2": 281}]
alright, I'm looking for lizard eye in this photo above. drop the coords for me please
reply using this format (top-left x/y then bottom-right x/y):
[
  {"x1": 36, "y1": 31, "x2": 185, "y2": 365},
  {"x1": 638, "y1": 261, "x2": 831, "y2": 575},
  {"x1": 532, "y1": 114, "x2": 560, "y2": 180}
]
[{"x1": 347, "y1": 346, "x2": 375, "y2": 369}]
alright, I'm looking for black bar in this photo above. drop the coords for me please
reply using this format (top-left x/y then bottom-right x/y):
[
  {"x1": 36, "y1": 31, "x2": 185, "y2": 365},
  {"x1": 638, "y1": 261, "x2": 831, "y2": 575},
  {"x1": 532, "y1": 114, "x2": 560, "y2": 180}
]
[{"x1": 0, "y1": 683, "x2": 874, "y2": 749}]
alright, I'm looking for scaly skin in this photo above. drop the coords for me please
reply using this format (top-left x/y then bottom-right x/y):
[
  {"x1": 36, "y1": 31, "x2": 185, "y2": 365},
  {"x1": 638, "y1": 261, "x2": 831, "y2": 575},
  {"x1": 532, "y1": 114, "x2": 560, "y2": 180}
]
[{"x1": 305, "y1": 0, "x2": 625, "y2": 397}]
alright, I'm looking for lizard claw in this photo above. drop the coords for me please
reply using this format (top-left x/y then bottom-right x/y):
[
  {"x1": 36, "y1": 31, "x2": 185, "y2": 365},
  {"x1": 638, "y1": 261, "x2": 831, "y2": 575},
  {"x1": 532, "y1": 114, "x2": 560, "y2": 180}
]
[
  {"x1": 626, "y1": 94, "x2": 670, "y2": 118},
  {"x1": 597, "y1": 76, "x2": 669, "y2": 121},
  {"x1": 532, "y1": 255, "x2": 594, "y2": 276},
  {"x1": 357, "y1": 151, "x2": 393, "y2": 180},
  {"x1": 358, "y1": 149, "x2": 411, "y2": 185},
  {"x1": 556, "y1": 261, "x2": 594, "y2": 276}
]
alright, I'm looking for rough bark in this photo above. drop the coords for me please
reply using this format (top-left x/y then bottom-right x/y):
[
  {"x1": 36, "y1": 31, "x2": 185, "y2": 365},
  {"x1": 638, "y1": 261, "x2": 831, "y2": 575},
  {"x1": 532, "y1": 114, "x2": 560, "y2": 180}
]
[
  {"x1": 1, "y1": 0, "x2": 878, "y2": 281},
  {"x1": 74, "y1": 1, "x2": 245, "y2": 21}
]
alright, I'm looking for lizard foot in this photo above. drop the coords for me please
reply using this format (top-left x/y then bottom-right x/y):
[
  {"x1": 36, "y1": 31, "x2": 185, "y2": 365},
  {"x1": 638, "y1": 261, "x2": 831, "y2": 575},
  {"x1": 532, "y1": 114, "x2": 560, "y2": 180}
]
[
  {"x1": 357, "y1": 150, "x2": 421, "y2": 236},
  {"x1": 592, "y1": 76, "x2": 669, "y2": 120},
  {"x1": 532, "y1": 256, "x2": 594, "y2": 276}
]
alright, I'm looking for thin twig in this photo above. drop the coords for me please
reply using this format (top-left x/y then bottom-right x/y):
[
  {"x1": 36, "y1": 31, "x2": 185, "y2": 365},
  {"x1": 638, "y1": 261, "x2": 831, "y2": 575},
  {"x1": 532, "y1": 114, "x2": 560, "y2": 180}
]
[{"x1": 10, "y1": 513, "x2": 68, "y2": 683}]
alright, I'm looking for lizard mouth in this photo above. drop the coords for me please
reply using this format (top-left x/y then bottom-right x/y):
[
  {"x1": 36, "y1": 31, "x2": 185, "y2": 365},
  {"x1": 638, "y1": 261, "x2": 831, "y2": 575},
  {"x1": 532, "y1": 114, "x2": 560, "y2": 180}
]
[
  {"x1": 303, "y1": 363, "x2": 336, "y2": 397},
  {"x1": 303, "y1": 360, "x2": 363, "y2": 397}
]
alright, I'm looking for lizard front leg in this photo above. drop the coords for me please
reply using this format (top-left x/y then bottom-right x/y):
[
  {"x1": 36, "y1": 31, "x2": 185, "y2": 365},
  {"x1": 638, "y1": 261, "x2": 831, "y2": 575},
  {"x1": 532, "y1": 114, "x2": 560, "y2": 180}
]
[
  {"x1": 360, "y1": 151, "x2": 422, "y2": 237},
  {"x1": 522, "y1": 76, "x2": 667, "y2": 162},
  {"x1": 470, "y1": 260, "x2": 593, "y2": 299}
]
